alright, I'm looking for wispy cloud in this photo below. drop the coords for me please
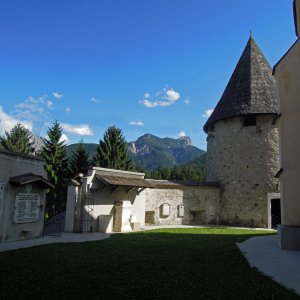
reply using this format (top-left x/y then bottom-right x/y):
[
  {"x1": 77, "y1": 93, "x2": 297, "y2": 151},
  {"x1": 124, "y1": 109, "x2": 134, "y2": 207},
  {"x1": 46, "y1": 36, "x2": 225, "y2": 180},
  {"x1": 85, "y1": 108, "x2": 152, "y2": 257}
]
[
  {"x1": 184, "y1": 99, "x2": 191, "y2": 105},
  {"x1": 65, "y1": 107, "x2": 71, "y2": 113},
  {"x1": 12, "y1": 95, "x2": 52, "y2": 135},
  {"x1": 0, "y1": 106, "x2": 32, "y2": 134},
  {"x1": 14, "y1": 96, "x2": 45, "y2": 117},
  {"x1": 202, "y1": 109, "x2": 214, "y2": 118},
  {"x1": 91, "y1": 97, "x2": 100, "y2": 103},
  {"x1": 47, "y1": 100, "x2": 53, "y2": 109},
  {"x1": 140, "y1": 87, "x2": 181, "y2": 108},
  {"x1": 61, "y1": 123, "x2": 94, "y2": 136},
  {"x1": 52, "y1": 92, "x2": 63, "y2": 99},
  {"x1": 129, "y1": 120, "x2": 144, "y2": 126}
]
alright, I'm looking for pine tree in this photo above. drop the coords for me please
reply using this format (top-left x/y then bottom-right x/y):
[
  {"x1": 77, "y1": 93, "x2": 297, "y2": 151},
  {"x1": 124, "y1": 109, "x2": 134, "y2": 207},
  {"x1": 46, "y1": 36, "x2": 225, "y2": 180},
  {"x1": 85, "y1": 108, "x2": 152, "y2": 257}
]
[
  {"x1": 41, "y1": 121, "x2": 68, "y2": 217},
  {"x1": 69, "y1": 141, "x2": 91, "y2": 177},
  {"x1": 0, "y1": 123, "x2": 33, "y2": 154},
  {"x1": 93, "y1": 126, "x2": 132, "y2": 170}
]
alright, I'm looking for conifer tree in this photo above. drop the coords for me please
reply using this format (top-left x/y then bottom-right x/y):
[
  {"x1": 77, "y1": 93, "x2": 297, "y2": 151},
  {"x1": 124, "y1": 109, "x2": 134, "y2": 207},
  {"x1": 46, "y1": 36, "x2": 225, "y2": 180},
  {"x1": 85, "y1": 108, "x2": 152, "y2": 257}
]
[
  {"x1": 93, "y1": 126, "x2": 132, "y2": 170},
  {"x1": 0, "y1": 123, "x2": 33, "y2": 154},
  {"x1": 41, "y1": 121, "x2": 68, "y2": 216},
  {"x1": 69, "y1": 141, "x2": 91, "y2": 177}
]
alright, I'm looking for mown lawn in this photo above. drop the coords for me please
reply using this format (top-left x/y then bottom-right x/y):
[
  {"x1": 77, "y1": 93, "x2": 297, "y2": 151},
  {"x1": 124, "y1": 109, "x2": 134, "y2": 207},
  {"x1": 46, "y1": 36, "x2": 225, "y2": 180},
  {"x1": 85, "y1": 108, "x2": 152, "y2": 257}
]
[{"x1": 0, "y1": 228, "x2": 298, "y2": 299}]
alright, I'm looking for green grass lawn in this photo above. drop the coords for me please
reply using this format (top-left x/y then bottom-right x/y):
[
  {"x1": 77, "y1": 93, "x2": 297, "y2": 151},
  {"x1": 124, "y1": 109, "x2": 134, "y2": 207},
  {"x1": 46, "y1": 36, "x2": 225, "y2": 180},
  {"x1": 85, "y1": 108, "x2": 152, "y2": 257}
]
[{"x1": 0, "y1": 228, "x2": 298, "y2": 299}]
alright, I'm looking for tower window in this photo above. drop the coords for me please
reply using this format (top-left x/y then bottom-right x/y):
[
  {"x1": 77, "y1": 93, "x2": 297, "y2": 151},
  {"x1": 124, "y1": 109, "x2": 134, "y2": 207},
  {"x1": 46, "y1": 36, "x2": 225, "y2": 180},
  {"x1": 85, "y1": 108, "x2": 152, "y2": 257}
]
[
  {"x1": 208, "y1": 124, "x2": 215, "y2": 132},
  {"x1": 244, "y1": 115, "x2": 256, "y2": 126}
]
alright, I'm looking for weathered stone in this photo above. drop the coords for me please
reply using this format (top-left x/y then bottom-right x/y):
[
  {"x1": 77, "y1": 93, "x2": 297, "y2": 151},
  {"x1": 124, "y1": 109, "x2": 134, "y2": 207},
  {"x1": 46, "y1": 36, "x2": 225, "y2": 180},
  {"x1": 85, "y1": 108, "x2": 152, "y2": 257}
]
[
  {"x1": 206, "y1": 115, "x2": 279, "y2": 227},
  {"x1": 144, "y1": 187, "x2": 220, "y2": 226}
]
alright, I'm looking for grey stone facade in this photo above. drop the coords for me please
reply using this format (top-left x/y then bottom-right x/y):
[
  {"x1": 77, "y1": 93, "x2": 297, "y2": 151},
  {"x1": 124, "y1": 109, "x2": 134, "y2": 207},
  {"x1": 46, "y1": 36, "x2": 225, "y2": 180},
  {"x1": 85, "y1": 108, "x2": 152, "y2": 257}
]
[
  {"x1": 144, "y1": 185, "x2": 220, "y2": 226},
  {"x1": 206, "y1": 115, "x2": 279, "y2": 227}
]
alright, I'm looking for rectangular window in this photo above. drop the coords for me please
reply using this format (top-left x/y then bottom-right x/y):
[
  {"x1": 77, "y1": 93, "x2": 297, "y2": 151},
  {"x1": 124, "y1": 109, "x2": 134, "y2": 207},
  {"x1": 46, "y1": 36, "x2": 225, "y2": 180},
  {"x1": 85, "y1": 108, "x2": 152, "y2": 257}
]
[
  {"x1": 244, "y1": 115, "x2": 256, "y2": 126},
  {"x1": 208, "y1": 124, "x2": 215, "y2": 132}
]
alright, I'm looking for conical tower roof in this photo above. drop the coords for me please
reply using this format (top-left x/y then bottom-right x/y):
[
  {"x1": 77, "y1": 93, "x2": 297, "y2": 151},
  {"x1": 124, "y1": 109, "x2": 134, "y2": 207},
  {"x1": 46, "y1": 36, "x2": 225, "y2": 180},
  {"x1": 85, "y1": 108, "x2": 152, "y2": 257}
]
[{"x1": 203, "y1": 37, "x2": 278, "y2": 133}]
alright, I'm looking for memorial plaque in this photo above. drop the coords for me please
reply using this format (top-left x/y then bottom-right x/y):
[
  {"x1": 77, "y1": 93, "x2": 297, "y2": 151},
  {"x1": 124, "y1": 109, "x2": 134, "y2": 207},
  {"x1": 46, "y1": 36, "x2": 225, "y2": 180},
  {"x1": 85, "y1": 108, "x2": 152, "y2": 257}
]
[
  {"x1": 161, "y1": 203, "x2": 170, "y2": 217},
  {"x1": 14, "y1": 193, "x2": 40, "y2": 223},
  {"x1": 178, "y1": 203, "x2": 185, "y2": 217}
]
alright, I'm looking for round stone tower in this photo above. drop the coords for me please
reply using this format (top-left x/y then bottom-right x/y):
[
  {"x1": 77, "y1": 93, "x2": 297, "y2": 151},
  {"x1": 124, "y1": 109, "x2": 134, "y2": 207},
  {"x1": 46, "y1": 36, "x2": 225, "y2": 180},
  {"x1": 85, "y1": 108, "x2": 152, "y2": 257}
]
[{"x1": 204, "y1": 37, "x2": 280, "y2": 228}]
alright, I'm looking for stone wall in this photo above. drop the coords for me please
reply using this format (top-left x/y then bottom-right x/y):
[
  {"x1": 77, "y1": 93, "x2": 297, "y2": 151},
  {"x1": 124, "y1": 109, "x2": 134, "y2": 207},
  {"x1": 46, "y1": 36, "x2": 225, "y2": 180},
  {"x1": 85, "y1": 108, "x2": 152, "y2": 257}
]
[
  {"x1": 206, "y1": 115, "x2": 279, "y2": 227},
  {"x1": 144, "y1": 186, "x2": 220, "y2": 226}
]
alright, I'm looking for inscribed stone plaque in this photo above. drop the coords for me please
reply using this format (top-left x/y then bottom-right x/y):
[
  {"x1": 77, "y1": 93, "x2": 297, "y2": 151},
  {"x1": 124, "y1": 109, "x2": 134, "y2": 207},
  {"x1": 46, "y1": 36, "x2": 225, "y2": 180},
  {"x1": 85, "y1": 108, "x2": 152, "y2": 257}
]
[
  {"x1": 161, "y1": 203, "x2": 170, "y2": 217},
  {"x1": 14, "y1": 193, "x2": 40, "y2": 223},
  {"x1": 178, "y1": 203, "x2": 185, "y2": 217}
]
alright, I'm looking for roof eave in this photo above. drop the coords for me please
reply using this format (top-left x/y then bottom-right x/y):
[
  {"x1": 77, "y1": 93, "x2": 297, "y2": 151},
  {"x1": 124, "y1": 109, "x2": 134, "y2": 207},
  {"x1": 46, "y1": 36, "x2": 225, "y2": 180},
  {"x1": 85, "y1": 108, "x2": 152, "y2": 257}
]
[
  {"x1": 204, "y1": 112, "x2": 278, "y2": 133},
  {"x1": 9, "y1": 174, "x2": 54, "y2": 189}
]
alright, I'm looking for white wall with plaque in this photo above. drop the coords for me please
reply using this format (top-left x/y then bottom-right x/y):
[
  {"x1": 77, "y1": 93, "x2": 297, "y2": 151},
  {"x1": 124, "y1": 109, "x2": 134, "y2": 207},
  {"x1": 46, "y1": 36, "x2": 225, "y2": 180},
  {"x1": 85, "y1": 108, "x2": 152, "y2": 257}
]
[{"x1": 14, "y1": 193, "x2": 40, "y2": 224}]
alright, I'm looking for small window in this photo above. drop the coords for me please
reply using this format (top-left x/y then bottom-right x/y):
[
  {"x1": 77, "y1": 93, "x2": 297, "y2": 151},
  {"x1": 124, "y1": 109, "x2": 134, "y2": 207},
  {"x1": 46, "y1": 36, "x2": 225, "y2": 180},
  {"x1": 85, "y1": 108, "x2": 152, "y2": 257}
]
[
  {"x1": 244, "y1": 115, "x2": 256, "y2": 126},
  {"x1": 208, "y1": 124, "x2": 214, "y2": 132}
]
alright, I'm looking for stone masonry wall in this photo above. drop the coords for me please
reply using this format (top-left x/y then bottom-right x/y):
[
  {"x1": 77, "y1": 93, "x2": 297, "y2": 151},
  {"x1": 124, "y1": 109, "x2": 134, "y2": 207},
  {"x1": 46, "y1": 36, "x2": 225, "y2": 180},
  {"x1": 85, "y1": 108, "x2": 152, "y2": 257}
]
[
  {"x1": 206, "y1": 115, "x2": 279, "y2": 227},
  {"x1": 144, "y1": 186, "x2": 220, "y2": 226}
]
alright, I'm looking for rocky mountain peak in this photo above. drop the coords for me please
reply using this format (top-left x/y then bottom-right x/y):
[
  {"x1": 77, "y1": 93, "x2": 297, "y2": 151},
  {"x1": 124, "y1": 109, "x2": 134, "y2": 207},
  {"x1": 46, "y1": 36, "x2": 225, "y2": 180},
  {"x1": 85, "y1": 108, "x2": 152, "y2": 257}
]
[{"x1": 178, "y1": 136, "x2": 192, "y2": 146}]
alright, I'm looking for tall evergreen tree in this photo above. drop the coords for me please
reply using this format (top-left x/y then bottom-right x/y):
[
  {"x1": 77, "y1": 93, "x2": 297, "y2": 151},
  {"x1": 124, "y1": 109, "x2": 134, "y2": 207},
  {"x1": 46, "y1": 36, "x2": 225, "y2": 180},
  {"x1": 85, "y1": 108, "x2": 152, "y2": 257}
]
[
  {"x1": 41, "y1": 121, "x2": 68, "y2": 217},
  {"x1": 69, "y1": 141, "x2": 91, "y2": 177},
  {"x1": 93, "y1": 126, "x2": 132, "y2": 170},
  {"x1": 0, "y1": 123, "x2": 33, "y2": 154}
]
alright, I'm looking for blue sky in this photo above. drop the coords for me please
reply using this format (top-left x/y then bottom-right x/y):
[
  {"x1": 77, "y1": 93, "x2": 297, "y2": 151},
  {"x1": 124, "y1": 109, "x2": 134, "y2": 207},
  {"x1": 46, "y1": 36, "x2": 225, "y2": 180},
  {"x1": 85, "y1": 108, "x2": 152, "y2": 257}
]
[{"x1": 0, "y1": 0, "x2": 296, "y2": 150}]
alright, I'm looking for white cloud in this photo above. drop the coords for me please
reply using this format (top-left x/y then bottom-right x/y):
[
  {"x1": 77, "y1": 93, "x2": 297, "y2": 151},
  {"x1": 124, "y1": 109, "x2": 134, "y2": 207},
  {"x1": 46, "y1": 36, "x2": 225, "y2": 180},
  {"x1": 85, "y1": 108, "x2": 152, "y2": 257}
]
[
  {"x1": 52, "y1": 92, "x2": 63, "y2": 99},
  {"x1": 129, "y1": 120, "x2": 144, "y2": 126},
  {"x1": 177, "y1": 130, "x2": 186, "y2": 138},
  {"x1": 166, "y1": 89, "x2": 180, "y2": 102},
  {"x1": 140, "y1": 99, "x2": 153, "y2": 107},
  {"x1": 47, "y1": 100, "x2": 53, "y2": 109},
  {"x1": 202, "y1": 109, "x2": 214, "y2": 118},
  {"x1": 91, "y1": 97, "x2": 100, "y2": 103},
  {"x1": 61, "y1": 123, "x2": 94, "y2": 136},
  {"x1": 0, "y1": 106, "x2": 32, "y2": 134},
  {"x1": 59, "y1": 133, "x2": 69, "y2": 144},
  {"x1": 65, "y1": 107, "x2": 71, "y2": 113},
  {"x1": 140, "y1": 87, "x2": 181, "y2": 108},
  {"x1": 140, "y1": 99, "x2": 172, "y2": 108}
]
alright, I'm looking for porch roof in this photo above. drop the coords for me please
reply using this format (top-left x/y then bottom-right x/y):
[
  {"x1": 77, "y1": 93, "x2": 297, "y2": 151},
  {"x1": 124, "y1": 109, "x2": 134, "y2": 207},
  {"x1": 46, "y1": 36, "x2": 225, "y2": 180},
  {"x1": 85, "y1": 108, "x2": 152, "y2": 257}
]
[
  {"x1": 95, "y1": 174, "x2": 155, "y2": 188},
  {"x1": 9, "y1": 173, "x2": 54, "y2": 189}
]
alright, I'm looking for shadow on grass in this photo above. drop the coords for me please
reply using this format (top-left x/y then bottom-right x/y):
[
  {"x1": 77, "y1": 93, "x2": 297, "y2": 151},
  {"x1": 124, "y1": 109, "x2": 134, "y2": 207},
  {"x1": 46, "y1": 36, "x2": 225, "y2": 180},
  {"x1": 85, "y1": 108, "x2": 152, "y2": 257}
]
[{"x1": 0, "y1": 228, "x2": 297, "y2": 300}]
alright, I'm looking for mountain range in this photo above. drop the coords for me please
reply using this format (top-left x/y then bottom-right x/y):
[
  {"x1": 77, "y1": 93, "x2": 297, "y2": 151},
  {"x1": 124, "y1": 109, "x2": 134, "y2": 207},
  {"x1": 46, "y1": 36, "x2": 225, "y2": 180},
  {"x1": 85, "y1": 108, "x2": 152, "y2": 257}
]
[{"x1": 66, "y1": 133, "x2": 205, "y2": 171}]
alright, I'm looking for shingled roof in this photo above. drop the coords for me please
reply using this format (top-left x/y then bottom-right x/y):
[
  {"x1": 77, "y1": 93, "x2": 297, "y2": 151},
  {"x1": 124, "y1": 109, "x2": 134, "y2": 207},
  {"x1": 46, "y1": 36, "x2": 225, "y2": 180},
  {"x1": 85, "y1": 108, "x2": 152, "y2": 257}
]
[
  {"x1": 9, "y1": 173, "x2": 54, "y2": 189},
  {"x1": 203, "y1": 37, "x2": 278, "y2": 133}
]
